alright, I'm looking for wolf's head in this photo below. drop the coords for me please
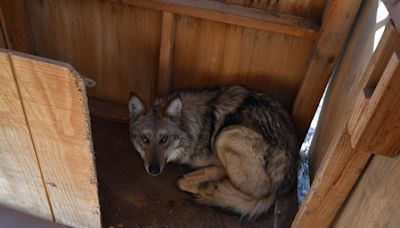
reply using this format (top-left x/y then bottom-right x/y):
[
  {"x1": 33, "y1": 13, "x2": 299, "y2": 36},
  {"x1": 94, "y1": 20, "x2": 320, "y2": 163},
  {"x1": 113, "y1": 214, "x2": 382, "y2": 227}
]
[{"x1": 128, "y1": 93, "x2": 189, "y2": 176}]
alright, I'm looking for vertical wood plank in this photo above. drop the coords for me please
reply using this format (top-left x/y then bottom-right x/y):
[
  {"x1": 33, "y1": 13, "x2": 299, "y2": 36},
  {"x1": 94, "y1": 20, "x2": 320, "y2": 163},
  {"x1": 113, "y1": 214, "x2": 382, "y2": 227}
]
[
  {"x1": 292, "y1": 0, "x2": 363, "y2": 139},
  {"x1": 157, "y1": 11, "x2": 175, "y2": 96},
  {"x1": 10, "y1": 52, "x2": 101, "y2": 227},
  {"x1": 0, "y1": 50, "x2": 52, "y2": 220}
]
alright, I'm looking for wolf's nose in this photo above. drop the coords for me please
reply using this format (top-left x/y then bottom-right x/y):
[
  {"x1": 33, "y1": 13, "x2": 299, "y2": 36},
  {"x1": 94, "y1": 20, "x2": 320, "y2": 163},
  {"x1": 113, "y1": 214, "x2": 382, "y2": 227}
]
[{"x1": 148, "y1": 163, "x2": 160, "y2": 175}]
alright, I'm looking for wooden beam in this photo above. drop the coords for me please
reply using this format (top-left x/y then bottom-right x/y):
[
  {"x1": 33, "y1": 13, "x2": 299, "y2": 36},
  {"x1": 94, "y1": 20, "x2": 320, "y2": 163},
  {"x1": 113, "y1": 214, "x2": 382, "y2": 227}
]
[
  {"x1": 0, "y1": 50, "x2": 53, "y2": 221},
  {"x1": 292, "y1": 129, "x2": 371, "y2": 227},
  {"x1": 292, "y1": 0, "x2": 363, "y2": 138},
  {"x1": 121, "y1": 0, "x2": 319, "y2": 38},
  {"x1": 10, "y1": 51, "x2": 101, "y2": 227},
  {"x1": 157, "y1": 11, "x2": 175, "y2": 96}
]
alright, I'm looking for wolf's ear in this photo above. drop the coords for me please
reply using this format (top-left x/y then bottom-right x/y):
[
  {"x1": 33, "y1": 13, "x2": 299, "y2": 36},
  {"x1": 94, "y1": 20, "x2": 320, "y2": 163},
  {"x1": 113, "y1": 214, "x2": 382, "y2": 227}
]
[
  {"x1": 166, "y1": 97, "x2": 182, "y2": 118},
  {"x1": 129, "y1": 93, "x2": 145, "y2": 120}
]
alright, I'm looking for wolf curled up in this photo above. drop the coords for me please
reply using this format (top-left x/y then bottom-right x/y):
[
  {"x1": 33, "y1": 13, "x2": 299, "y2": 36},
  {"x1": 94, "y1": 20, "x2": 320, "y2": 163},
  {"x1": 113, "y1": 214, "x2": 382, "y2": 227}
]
[{"x1": 128, "y1": 86, "x2": 298, "y2": 219}]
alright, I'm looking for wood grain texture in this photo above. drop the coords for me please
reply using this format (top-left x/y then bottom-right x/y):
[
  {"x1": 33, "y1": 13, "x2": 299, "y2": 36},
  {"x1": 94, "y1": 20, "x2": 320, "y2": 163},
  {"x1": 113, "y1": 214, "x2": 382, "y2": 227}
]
[
  {"x1": 172, "y1": 15, "x2": 315, "y2": 109},
  {"x1": 24, "y1": 0, "x2": 162, "y2": 106},
  {"x1": 0, "y1": 0, "x2": 31, "y2": 52},
  {"x1": 292, "y1": 0, "x2": 363, "y2": 139},
  {"x1": 214, "y1": 0, "x2": 327, "y2": 19},
  {"x1": 10, "y1": 52, "x2": 101, "y2": 227},
  {"x1": 157, "y1": 12, "x2": 175, "y2": 96},
  {"x1": 122, "y1": 0, "x2": 320, "y2": 38},
  {"x1": 308, "y1": 0, "x2": 381, "y2": 177},
  {"x1": 0, "y1": 50, "x2": 52, "y2": 220},
  {"x1": 348, "y1": 51, "x2": 400, "y2": 157},
  {"x1": 332, "y1": 154, "x2": 400, "y2": 228}
]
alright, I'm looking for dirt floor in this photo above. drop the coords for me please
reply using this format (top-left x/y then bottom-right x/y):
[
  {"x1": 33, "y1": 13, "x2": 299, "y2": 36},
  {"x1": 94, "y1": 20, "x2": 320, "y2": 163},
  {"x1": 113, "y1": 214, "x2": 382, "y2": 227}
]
[{"x1": 91, "y1": 117, "x2": 297, "y2": 228}]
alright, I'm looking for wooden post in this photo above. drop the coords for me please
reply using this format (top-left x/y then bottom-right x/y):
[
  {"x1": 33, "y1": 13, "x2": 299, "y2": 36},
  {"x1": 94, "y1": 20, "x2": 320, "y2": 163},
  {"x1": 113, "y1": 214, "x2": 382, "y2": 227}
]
[{"x1": 157, "y1": 11, "x2": 175, "y2": 96}]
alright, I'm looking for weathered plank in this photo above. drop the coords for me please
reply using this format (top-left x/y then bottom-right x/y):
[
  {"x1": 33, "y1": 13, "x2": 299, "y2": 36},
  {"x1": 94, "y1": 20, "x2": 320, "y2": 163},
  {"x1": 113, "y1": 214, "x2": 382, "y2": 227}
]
[
  {"x1": 332, "y1": 154, "x2": 400, "y2": 227},
  {"x1": 157, "y1": 11, "x2": 175, "y2": 96},
  {"x1": 122, "y1": 0, "x2": 320, "y2": 38},
  {"x1": 172, "y1": 15, "x2": 315, "y2": 109},
  {"x1": 292, "y1": 0, "x2": 363, "y2": 138},
  {"x1": 0, "y1": 50, "x2": 52, "y2": 220},
  {"x1": 10, "y1": 52, "x2": 101, "y2": 227}
]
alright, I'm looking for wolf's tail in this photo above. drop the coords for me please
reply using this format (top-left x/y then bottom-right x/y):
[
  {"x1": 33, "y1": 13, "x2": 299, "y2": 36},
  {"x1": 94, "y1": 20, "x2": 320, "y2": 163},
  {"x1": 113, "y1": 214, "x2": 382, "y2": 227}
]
[{"x1": 195, "y1": 179, "x2": 276, "y2": 219}]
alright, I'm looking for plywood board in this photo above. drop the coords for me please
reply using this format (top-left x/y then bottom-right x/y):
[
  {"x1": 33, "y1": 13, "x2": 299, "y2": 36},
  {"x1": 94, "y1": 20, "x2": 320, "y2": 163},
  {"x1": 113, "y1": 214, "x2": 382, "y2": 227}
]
[
  {"x1": 332, "y1": 154, "x2": 400, "y2": 227},
  {"x1": 172, "y1": 15, "x2": 315, "y2": 109},
  {"x1": 0, "y1": 50, "x2": 52, "y2": 220},
  {"x1": 24, "y1": 0, "x2": 162, "y2": 106},
  {"x1": 10, "y1": 52, "x2": 101, "y2": 227}
]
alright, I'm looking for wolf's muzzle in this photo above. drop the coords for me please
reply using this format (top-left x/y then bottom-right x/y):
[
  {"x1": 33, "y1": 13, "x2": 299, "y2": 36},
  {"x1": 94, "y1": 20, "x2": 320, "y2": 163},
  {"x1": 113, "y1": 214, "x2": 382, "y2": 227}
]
[{"x1": 148, "y1": 163, "x2": 161, "y2": 176}]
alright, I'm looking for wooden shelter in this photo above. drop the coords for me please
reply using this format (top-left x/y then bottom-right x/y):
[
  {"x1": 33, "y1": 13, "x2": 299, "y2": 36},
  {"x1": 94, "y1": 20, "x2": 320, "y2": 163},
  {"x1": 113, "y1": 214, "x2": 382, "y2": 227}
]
[{"x1": 0, "y1": 0, "x2": 399, "y2": 227}]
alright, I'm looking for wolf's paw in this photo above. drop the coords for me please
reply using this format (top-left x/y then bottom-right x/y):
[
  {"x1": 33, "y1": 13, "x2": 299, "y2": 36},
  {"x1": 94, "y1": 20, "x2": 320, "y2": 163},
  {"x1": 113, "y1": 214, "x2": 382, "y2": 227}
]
[{"x1": 178, "y1": 166, "x2": 227, "y2": 194}]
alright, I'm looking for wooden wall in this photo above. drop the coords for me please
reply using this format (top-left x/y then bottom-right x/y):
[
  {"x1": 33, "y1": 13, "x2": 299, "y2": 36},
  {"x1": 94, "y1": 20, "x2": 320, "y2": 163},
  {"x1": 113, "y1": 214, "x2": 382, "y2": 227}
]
[
  {"x1": 0, "y1": 0, "x2": 322, "y2": 111},
  {"x1": 0, "y1": 0, "x2": 365, "y2": 142},
  {"x1": 0, "y1": 49, "x2": 101, "y2": 227}
]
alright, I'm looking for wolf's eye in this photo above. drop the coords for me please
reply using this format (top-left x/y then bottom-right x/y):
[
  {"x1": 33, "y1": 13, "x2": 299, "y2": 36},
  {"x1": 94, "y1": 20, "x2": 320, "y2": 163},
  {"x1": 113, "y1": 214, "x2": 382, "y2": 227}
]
[
  {"x1": 141, "y1": 136, "x2": 149, "y2": 144},
  {"x1": 159, "y1": 135, "x2": 169, "y2": 144}
]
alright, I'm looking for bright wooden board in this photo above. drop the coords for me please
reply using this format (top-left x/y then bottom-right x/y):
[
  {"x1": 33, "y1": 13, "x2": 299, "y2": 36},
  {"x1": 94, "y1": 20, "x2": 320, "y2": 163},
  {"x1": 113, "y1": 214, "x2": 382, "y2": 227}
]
[
  {"x1": 0, "y1": 50, "x2": 52, "y2": 220},
  {"x1": 10, "y1": 52, "x2": 101, "y2": 227}
]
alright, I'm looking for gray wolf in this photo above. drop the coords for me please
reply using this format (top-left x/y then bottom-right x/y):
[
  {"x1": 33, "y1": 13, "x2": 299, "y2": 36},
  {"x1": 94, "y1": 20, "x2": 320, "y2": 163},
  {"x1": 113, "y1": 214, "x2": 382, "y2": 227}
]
[{"x1": 128, "y1": 86, "x2": 298, "y2": 218}]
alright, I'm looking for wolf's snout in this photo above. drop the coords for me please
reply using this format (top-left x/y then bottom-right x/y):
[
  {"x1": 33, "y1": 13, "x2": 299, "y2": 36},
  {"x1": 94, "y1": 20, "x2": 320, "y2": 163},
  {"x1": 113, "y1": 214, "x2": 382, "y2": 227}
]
[{"x1": 148, "y1": 163, "x2": 161, "y2": 176}]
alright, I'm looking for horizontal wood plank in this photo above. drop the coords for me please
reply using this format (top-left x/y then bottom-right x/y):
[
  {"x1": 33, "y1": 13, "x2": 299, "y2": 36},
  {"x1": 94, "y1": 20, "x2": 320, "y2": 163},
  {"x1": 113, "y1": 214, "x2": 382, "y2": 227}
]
[{"x1": 122, "y1": 0, "x2": 319, "y2": 38}]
